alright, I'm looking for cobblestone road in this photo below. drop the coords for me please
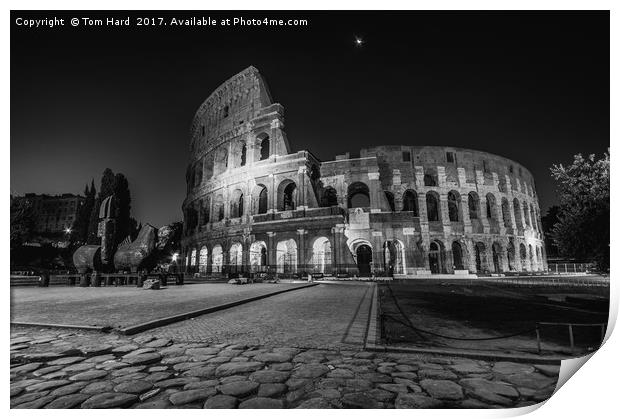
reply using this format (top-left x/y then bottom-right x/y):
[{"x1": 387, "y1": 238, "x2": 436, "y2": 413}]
[
  {"x1": 10, "y1": 327, "x2": 559, "y2": 409},
  {"x1": 146, "y1": 283, "x2": 374, "y2": 349}
]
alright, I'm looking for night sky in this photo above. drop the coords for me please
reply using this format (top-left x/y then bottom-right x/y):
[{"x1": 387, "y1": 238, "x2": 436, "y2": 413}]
[{"x1": 11, "y1": 11, "x2": 609, "y2": 227}]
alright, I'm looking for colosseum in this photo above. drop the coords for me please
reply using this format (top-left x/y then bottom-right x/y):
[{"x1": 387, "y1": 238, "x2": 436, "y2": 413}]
[{"x1": 180, "y1": 66, "x2": 547, "y2": 278}]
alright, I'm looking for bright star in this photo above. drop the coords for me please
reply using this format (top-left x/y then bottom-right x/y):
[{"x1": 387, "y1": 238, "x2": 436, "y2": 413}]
[{"x1": 355, "y1": 36, "x2": 364, "y2": 47}]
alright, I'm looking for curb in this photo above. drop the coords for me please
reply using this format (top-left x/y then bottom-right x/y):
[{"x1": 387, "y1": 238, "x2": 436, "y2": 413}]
[
  {"x1": 365, "y1": 343, "x2": 571, "y2": 364},
  {"x1": 10, "y1": 322, "x2": 111, "y2": 333},
  {"x1": 119, "y1": 282, "x2": 319, "y2": 335}
]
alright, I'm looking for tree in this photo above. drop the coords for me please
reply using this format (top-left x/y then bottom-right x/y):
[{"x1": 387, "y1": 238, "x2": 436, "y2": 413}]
[
  {"x1": 10, "y1": 196, "x2": 35, "y2": 249},
  {"x1": 71, "y1": 180, "x2": 96, "y2": 245},
  {"x1": 113, "y1": 173, "x2": 132, "y2": 246},
  {"x1": 550, "y1": 152, "x2": 610, "y2": 271},
  {"x1": 541, "y1": 205, "x2": 561, "y2": 258},
  {"x1": 87, "y1": 168, "x2": 115, "y2": 244}
]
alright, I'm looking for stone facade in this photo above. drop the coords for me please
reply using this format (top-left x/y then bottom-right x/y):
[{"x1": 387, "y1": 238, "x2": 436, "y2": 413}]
[{"x1": 181, "y1": 66, "x2": 546, "y2": 277}]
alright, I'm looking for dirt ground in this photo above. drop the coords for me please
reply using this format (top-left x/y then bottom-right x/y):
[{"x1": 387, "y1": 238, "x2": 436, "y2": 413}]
[{"x1": 379, "y1": 276, "x2": 609, "y2": 356}]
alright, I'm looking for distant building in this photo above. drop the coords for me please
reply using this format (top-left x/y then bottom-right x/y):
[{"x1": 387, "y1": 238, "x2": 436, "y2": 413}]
[{"x1": 16, "y1": 193, "x2": 85, "y2": 234}]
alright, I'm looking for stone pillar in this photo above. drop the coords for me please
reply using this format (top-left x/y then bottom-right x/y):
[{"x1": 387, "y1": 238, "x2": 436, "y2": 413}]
[
  {"x1": 368, "y1": 172, "x2": 381, "y2": 212},
  {"x1": 333, "y1": 225, "x2": 345, "y2": 273},
  {"x1": 371, "y1": 231, "x2": 384, "y2": 274},
  {"x1": 465, "y1": 239, "x2": 477, "y2": 273},
  {"x1": 480, "y1": 195, "x2": 491, "y2": 234},
  {"x1": 297, "y1": 166, "x2": 307, "y2": 210},
  {"x1": 461, "y1": 195, "x2": 472, "y2": 234},
  {"x1": 267, "y1": 232, "x2": 276, "y2": 272},
  {"x1": 296, "y1": 229, "x2": 307, "y2": 274},
  {"x1": 269, "y1": 174, "x2": 276, "y2": 213},
  {"x1": 439, "y1": 193, "x2": 451, "y2": 234}
]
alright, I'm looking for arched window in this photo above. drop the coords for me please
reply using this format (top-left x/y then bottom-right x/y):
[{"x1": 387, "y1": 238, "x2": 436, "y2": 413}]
[
  {"x1": 258, "y1": 187, "x2": 268, "y2": 214},
  {"x1": 238, "y1": 193, "x2": 244, "y2": 217},
  {"x1": 278, "y1": 180, "x2": 297, "y2": 211},
  {"x1": 426, "y1": 192, "x2": 440, "y2": 222},
  {"x1": 402, "y1": 190, "x2": 418, "y2": 215},
  {"x1": 347, "y1": 182, "x2": 370, "y2": 208},
  {"x1": 312, "y1": 237, "x2": 332, "y2": 274},
  {"x1": 468, "y1": 192, "x2": 479, "y2": 220},
  {"x1": 501, "y1": 198, "x2": 511, "y2": 228},
  {"x1": 223, "y1": 105, "x2": 229, "y2": 118},
  {"x1": 230, "y1": 190, "x2": 243, "y2": 218},
  {"x1": 424, "y1": 174, "x2": 437, "y2": 187},
  {"x1": 452, "y1": 241, "x2": 464, "y2": 270},
  {"x1": 384, "y1": 191, "x2": 395, "y2": 212},
  {"x1": 260, "y1": 136, "x2": 270, "y2": 160},
  {"x1": 321, "y1": 187, "x2": 338, "y2": 207},
  {"x1": 240, "y1": 144, "x2": 247, "y2": 166},
  {"x1": 250, "y1": 241, "x2": 267, "y2": 271},
  {"x1": 190, "y1": 248, "x2": 197, "y2": 267},
  {"x1": 199, "y1": 247, "x2": 208, "y2": 274},
  {"x1": 513, "y1": 199, "x2": 522, "y2": 228},
  {"x1": 447, "y1": 191, "x2": 460, "y2": 222},
  {"x1": 486, "y1": 193, "x2": 497, "y2": 219}
]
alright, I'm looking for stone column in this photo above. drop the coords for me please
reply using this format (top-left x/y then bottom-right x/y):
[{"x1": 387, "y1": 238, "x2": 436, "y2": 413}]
[
  {"x1": 297, "y1": 166, "x2": 307, "y2": 210},
  {"x1": 368, "y1": 172, "x2": 381, "y2": 212},
  {"x1": 439, "y1": 193, "x2": 451, "y2": 234},
  {"x1": 269, "y1": 174, "x2": 276, "y2": 213},
  {"x1": 372, "y1": 231, "x2": 384, "y2": 274},
  {"x1": 267, "y1": 232, "x2": 276, "y2": 272}
]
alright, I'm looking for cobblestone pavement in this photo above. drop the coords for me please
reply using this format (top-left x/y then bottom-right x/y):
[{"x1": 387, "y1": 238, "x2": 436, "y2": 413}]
[
  {"x1": 10, "y1": 283, "x2": 308, "y2": 329},
  {"x1": 148, "y1": 283, "x2": 374, "y2": 349},
  {"x1": 10, "y1": 327, "x2": 559, "y2": 409}
]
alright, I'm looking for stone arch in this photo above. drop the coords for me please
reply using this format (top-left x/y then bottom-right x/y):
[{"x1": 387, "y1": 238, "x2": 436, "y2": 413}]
[
  {"x1": 402, "y1": 189, "x2": 419, "y2": 215},
  {"x1": 429, "y1": 240, "x2": 446, "y2": 274},
  {"x1": 277, "y1": 179, "x2": 297, "y2": 211},
  {"x1": 230, "y1": 189, "x2": 244, "y2": 218},
  {"x1": 475, "y1": 241, "x2": 487, "y2": 273},
  {"x1": 252, "y1": 184, "x2": 268, "y2": 214},
  {"x1": 523, "y1": 201, "x2": 531, "y2": 227},
  {"x1": 190, "y1": 248, "x2": 197, "y2": 267},
  {"x1": 451, "y1": 241, "x2": 465, "y2": 270},
  {"x1": 492, "y1": 242, "x2": 503, "y2": 273},
  {"x1": 320, "y1": 187, "x2": 338, "y2": 207},
  {"x1": 507, "y1": 241, "x2": 516, "y2": 271},
  {"x1": 501, "y1": 198, "x2": 511, "y2": 228},
  {"x1": 276, "y1": 238, "x2": 297, "y2": 274},
  {"x1": 447, "y1": 190, "x2": 461, "y2": 222},
  {"x1": 468, "y1": 192, "x2": 480, "y2": 220},
  {"x1": 311, "y1": 236, "x2": 332, "y2": 274},
  {"x1": 486, "y1": 193, "x2": 497, "y2": 219},
  {"x1": 384, "y1": 191, "x2": 395, "y2": 211},
  {"x1": 513, "y1": 199, "x2": 523, "y2": 229},
  {"x1": 347, "y1": 182, "x2": 370, "y2": 208},
  {"x1": 199, "y1": 246, "x2": 208, "y2": 274},
  {"x1": 250, "y1": 241, "x2": 267, "y2": 272},
  {"x1": 213, "y1": 194, "x2": 225, "y2": 221},
  {"x1": 383, "y1": 239, "x2": 406, "y2": 275},
  {"x1": 519, "y1": 243, "x2": 527, "y2": 271},
  {"x1": 426, "y1": 191, "x2": 441, "y2": 222},
  {"x1": 229, "y1": 242, "x2": 243, "y2": 274},
  {"x1": 258, "y1": 133, "x2": 270, "y2": 161},
  {"x1": 211, "y1": 245, "x2": 224, "y2": 273},
  {"x1": 213, "y1": 147, "x2": 228, "y2": 176}
]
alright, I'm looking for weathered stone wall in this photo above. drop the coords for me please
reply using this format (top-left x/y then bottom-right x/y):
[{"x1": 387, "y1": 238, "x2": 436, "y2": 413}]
[{"x1": 181, "y1": 67, "x2": 546, "y2": 277}]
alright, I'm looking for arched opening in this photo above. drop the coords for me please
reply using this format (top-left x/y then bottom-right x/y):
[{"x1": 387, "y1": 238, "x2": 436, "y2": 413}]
[
  {"x1": 277, "y1": 180, "x2": 297, "y2": 211},
  {"x1": 475, "y1": 242, "x2": 486, "y2": 272},
  {"x1": 383, "y1": 240, "x2": 406, "y2": 275},
  {"x1": 190, "y1": 248, "x2": 197, "y2": 267},
  {"x1": 347, "y1": 182, "x2": 370, "y2": 208},
  {"x1": 492, "y1": 242, "x2": 502, "y2": 273},
  {"x1": 384, "y1": 191, "x2": 395, "y2": 211},
  {"x1": 321, "y1": 187, "x2": 338, "y2": 207},
  {"x1": 211, "y1": 245, "x2": 223, "y2": 273},
  {"x1": 451, "y1": 241, "x2": 464, "y2": 270},
  {"x1": 311, "y1": 237, "x2": 332, "y2": 274},
  {"x1": 501, "y1": 198, "x2": 511, "y2": 228},
  {"x1": 426, "y1": 192, "x2": 440, "y2": 222},
  {"x1": 447, "y1": 191, "x2": 460, "y2": 222},
  {"x1": 507, "y1": 242, "x2": 516, "y2": 271},
  {"x1": 252, "y1": 184, "x2": 268, "y2": 214},
  {"x1": 519, "y1": 243, "x2": 527, "y2": 271},
  {"x1": 249, "y1": 241, "x2": 267, "y2": 272},
  {"x1": 240, "y1": 143, "x2": 247, "y2": 166},
  {"x1": 230, "y1": 189, "x2": 244, "y2": 218},
  {"x1": 468, "y1": 192, "x2": 480, "y2": 220},
  {"x1": 429, "y1": 241, "x2": 445, "y2": 274},
  {"x1": 276, "y1": 239, "x2": 297, "y2": 274},
  {"x1": 213, "y1": 195, "x2": 225, "y2": 221},
  {"x1": 513, "y1": 199, "x2": 522, "y2": 229},
  {"x1": 229, "y1": 243, "x2": 243, "y2": 274},
  {"x1": 523, "y1": 201, "x2": 531, "y2": 227},
  {"x1": 356, "y1": 244, "x2": 372, "y2": 276},
  {"x1": 402, "y1": 190, "x2": 418, "y2": 215},
  {"x1": 486, "y1": 193, "x2": 497, "y2": 219},
  {"x1": 259, "y1": 135, "x2": 270, "y2": 160},
  {"x1": 214, "y1": 147, "x2": 228, "y2": 176},
  {"x1": 199, "y1": 246, "x2": 208, "y2": 274}
]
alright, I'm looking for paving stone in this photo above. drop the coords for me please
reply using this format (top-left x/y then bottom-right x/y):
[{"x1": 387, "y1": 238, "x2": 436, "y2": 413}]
[
  {"x1": 11, "y1": 337, "x2": 33, "y2": 345},
  {"x1": 123, "y1": 352, "x2": 162, "y2": 366},
  {"x1": 45, "y1": 393, "x2": 91, "y2": 409},
  {"x1": 79, "y1": 344, "x2": 114, "y2": 356},
  {"x1": 13, "y1": 395, "x2": 56, "y2": 409},
  {"x1": 113, "y1": 379, "x2": 153, "y2": 394},
  {"x1": 534, "y1": 364, "x2": 561, "y2": 377},
  {"x1": 31, "y1": 365, "x2": 63, "y2": 377},
  {"x1": 111, "y1": 344, "x2": 139, "y2": 354},
  {"x1": 11, "y1": 344, "x2": 30, "y2": 350},
  {"x1": 69, "y1": 369, "x2": 108, "y2": 381},
  {"x1": 293, "y1": 350, "x2": 327, "y2": 364},
  {"x1": 420, "y1": 379, "x2": 464, "y2": 400},
  {"x1": 341, "y1": 392, "x2": 380, "y2": 408},
  {"x1": 317, "y1": 378, "x2": 344, "y2": 389},
  {"x1": 296, "y1": 398, "x2": 333, "y2": 408},
  {"x1": 184, "y1": 379, "x2": 219, "y2": 390},
  {"x1": 111, "y1": 366, "x2": 147, "y2": 377},
  {"x1": 327, "y1": 368, "x2": 355, "y2": 378},
  {"x1": 395, "y1": 364, "x2": 417, "y2": 372},
  {"x1": 418, "y1": 369, "x2": 458, "y2": 380},
  {"x1": 395, "y1": 393, "x2": 444, "y2": 409},
  {"x1": 88, "y1": 354, "x2": 117, "y2": 364},
  {"x1": 293, "y1": 363, "x2": 330, "y2": 379},
  {"x1": 206, "y1": 356, "x2": 231, "y2": 364},
  {"x1": 391, "y1": 371, "x2": 418, "y2": 380},
  {"x1": 81, "y1": 392, "x2": 138, "y2": 408},
  {"x1": 377, "y1": 365, "x2": 395, "y2": 374},
  {"x1": 63, "y1": 362, "x2": 96, "y2": 373},
  {"x1": 26, "y1": 379, "x2": 71, "y2": 392},
  {"x1": 133, "y1": 335, "x2": 156, "y2": 345},
  {"x1": 313, "y1": 388, "x2": 341, "y2": 399},
  {"x1": 253, "y1": 352, "x2": 292, "y2": 363},
  {"x1": 271, "y1": 362, "x2": 294, "y2": 371},
  {"x1": 185, "y1": 347, "x2": 221, "y2": 357},
  {"x1": 493, "y1": 362, "x2": 536, "y2": 375},
  {"x1": 450, "y1": 362, "x2": 489, "y2": 374},
  {"x1": 393, "y1": 378, "x2": 422, "y2": 392},
  {"x1": 183, "y1": 365, "x2": 216, "y2": 378},
  {"x1": 22, "y1": 352, "x2": 64, "y2": 362},
  {"x1": 258, "y1": 383, "x2": 288, "y2": 397},
  {"x1": 217, "y1": 380, "x2": 259, "y2": 397},
  {"x1": 97, "y1": 361, "x2": 130, "y2": 371},
  {"x1": 170, "y1": 388, "x2": 217, "y2": 405},
  {"x1": 155, "y1": 377, "x2": 200, "y2": 388},
  {"x1": 148, "y1": 366, "x2": 169, "y2": 372},
  {"x1": 48, "y1": 356, "x2": 86, "y2": 366},
  {"x1": 11, "y1": 391, "x2": 50, "y2": 407},
  {"x1": 162, "y1": 355, "x2": 190, "y2": 365},
  {"x1": 249, "y1": 370, "x2": 290, "y2": 383},
  {"x1": 215, "y1": 361, "x2": 264, "y2": 377},
  {"x1": 113, "y1": 372, "x2": 149, "y2": 383},
  {"x1": 368, "y1": 388, "x2": 397, "y2": 402},
  {"x1": 134, "y1": 397, "x2": 172, "y2": 408},
  {"x1": 354, "y1": 351, "x2": 375, "y2": 359},
  {"x1": 50, "y1": 381, "x2": 89, "y2": 396},
  {"x1": 10, "y1": 386, "x2": 24, "y2": 397},
  {"x1": 203, "y1": 394, "x2": 238, "y2": 409},
  {"x1": 123, "y1": 348, "x2": 158, "y2": 358},
  {"x1": 145, "y1": 371, "x2": 173, "y2": 382},
  {"x1": 239, "y1": 397, "x2": 284, "y2": 409},
  {"x1": 345, "y1": 378, "x2": 373, "y2": 390},
  {"x1": 360, "y1": 372, "x2": 393, "y2": 383},
  {"x1": 145, "y1": 338, "x2": 172, "y2": 348},
  {"x1": 498, "y1": 372, "x2": 557, "y2": 390},
  {"x1": 378, "y1": 383, "x2": 409, "y2": 394},
  {"x1": 460, "y1": 378, "x2": 519, "y2": 398},
  {"x1": 80, "y1": 380, "x2": 115, "y2": 394},
  {"x1": 173, "y1": 361, "x2": 208, "y2": 371},
  {"x1": 12, "y1": 362, "x2": 43, "y2": 375},
  {"x1": 219, "y1": 375, "x2": 248, "y2": 384}
]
